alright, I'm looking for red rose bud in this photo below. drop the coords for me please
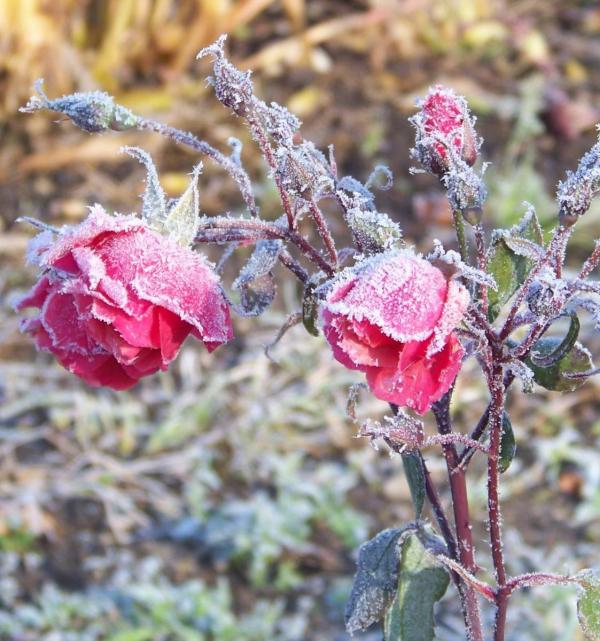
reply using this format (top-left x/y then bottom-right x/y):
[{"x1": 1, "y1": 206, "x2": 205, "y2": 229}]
[
  {"x1": 321, "y1": 251, "x2": 469, "y2": 414},
  {"x1": 15, "y1": 206, "x2": 233, "y2": 390},
  {"x1": 411, "y1": 85, "x2": 479, "y2": 177}
]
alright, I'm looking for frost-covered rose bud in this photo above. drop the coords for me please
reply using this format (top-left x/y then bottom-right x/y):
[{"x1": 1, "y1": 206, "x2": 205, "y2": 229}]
[
  {"x1": 321, "y1": 251, "x2": 469, "y2": 414},
  {"x1": 15, "y1": 206, "x2": 232, "y2": 390},
  {"x1": 20, "y1": 80, "x2": 138, "y2": 133},
  {"x1": 556, "y1": 137, "x2": 600, "y2": 227},
  {"x1": 411, "y1": 86, "x2": 479, "y2": 177}
]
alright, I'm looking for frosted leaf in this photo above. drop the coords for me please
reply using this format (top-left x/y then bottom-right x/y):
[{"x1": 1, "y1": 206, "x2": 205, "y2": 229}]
[
  {"x1": 344, "y1": 205, "x2": 403, "y2": 255},
  {"x1": 262, "y1": 100, "x2": 301, "y2": 142},
  {"x1": 442, "y1": 161, "x2": 487, "y2": 212},
  {"x1": 232, "y1": 239, "x2": 283, "y2": 316},
  {"x1": 567, "y1": 296, "x2": 600, "y2": 332},
  {"x1": 345, "y1": 527, "x2": 411, "y2": 634},
  {"x1": 505, "y1": 359, "x2": 535, "y2": 393},
  {"x1": 358, "y1": 413, "x2": 425, "y2": 451},
  {"x1": 20, "y1": 78, "x2": 138, "y2": 133},
  {"x1": 498, "y1": 234, "x2": 544, "y2": 262},
  {"x1": 428, "y1": 240, "x2": 497, "y2": 290},
  {"x1": 337, "y1": 176, "x2": 376, "y2": 209},
  {"x1": 365, "y1": 164, "x2": 393, "y2": 191},
  {"x1": 121, "y1": 146, "x2": 167, "y2": 226},
  {"x1": 345, "y1": 382, "x2": 369, "y2": 422},
  {"x1": 276, "y1": 141, "x2": 334, "y2": 200},
  {"x1": 163, "y1": 163, "x2": 203, "y2": 247}
]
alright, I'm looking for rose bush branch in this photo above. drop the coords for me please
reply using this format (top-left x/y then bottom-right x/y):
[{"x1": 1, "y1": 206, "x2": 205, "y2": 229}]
[{"x1": 17, "y1": 38, "x2": 600, "y2": 641}]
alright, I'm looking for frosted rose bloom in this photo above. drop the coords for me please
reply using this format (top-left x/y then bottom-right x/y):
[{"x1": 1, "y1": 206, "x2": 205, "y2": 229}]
[
  {"x1": 15, "y1": 205, "x2": 232, "y2": 390},
  {"x1": 322, "y1": 252, "x2": 470, "y2": 414},
  {"x1": 412, "y1": 85, "x2": 478, "y2": 176}
]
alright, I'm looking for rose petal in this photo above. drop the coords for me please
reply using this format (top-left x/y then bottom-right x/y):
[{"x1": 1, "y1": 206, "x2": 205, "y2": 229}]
[
  {"x1": 427, "y1": 279, "x2": 470, "y2": 357},
  {"x1": 366, "y1": 334, "x2": 464, "y2": 414},
  {"x1": 40, "y1": 291, "x2": 95, "y2": 356},
  {"x1": 14, "y1": 275, "x2": 51, "y2": 311},
  {"x1": 324, "y1": 252, "x2": 447, "y2": 343},
  {"x1": 90, "y1": 226, "x2": 232, "y2": 346},
  {"x1": 323, "y1": 310, "x2": 399, "y2": 370}
]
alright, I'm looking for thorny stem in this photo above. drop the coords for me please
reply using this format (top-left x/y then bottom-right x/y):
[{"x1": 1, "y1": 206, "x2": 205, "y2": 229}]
[
  {"x1": 486, "y1": 358, "x2": 508, "y2": 641},
  {"x1": 136, "y1": 117, "x2": 259, "y2": 217},
  {"x1": 453, "y1": 210, "x2": 469, "y2": 263},
  {"x1": 431, "y1": 394, "x2": 484, "y2": 641},
  {"x1": 458, "y1": 373, "x2": 515, "y2": 470},
  {"x1": 474, "y1": 224, "x2": 488, "y2": 316},
  {"x1": 505, "y1": 572, "x2": 579, "y2": 594},
  {"x1": 198, "y1": 217, "x2": 335, "y2": 276},
  {"x1": 245, "y1": 115, "x2": 297, "y2": 230},
  {"x1": 578, "y1": 239, "x2": 600, "y2": 280},
  {"x1": 397, "y1": 443, "x2": 483, "y2": 639},
  {"x1": 278, "y1": 248, "x2": 308, "y2": 282},
  {"x1": 432, "y1": 395, "x2": 477, "y2": 573},
  {"x1": 308, "y1": 198, "x2": 338, "y2": 266}
]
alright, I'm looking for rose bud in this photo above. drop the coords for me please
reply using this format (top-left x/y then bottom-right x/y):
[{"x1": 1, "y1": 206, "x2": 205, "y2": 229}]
[
  {"x1": 411, "y1": 85, "x2": 479, "y2": 177},
  {"x1": 321, "y1": 251, "x2": 470, "y2": 414},
  {"x1": 15, "y1": 205, "x2": 232, "y2": 390}
]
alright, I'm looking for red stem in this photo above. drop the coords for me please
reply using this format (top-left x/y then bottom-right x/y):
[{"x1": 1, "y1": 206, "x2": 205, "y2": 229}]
[
  {"x1": 308, "y1": 198, "x2": 338, "y2": 266},
  {"x1": 432, "y1": 396, "x2": 484, "y2": 641},
  {"x1": 487, "y1": 359, "x2": 508, "y2": 641}
]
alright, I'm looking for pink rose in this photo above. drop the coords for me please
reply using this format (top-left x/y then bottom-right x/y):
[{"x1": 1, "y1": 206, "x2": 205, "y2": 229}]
[
  {"x1": 15, "y1": 205, "x2": 233, "y2": 390},
  {"x1": 412, "y1": 85, "x2": 478, "y2": 176},
  {"x1": 321, "y1": 252, "x2": 470, "y2": 414}
]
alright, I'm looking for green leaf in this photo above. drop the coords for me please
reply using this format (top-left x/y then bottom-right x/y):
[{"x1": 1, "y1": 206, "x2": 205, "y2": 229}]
[
  {"x1": 383, "y1": 531, "x2": 450, "y2": 641},
  {"x1": 162, "y1": 163, "x2": 203, "y2": 246},
  {"x1": 487, "y1": 208, "x2": 543, "y2": 321},
  {"x1": 345, "y1": 527, "x2": 409, "y2": 634},
  {"x1": 499, "y1": 412, "x2": 516, "y2": 473},
  {"x1": 302, "y1": 279, "x2": 321, "y2": 336},
  {"x1": 530, "y1": 313, "x2": 580, "y2": 367},
  {"x1": 401, "y1": 452, "x2": 425, "y2": 519},
  {"x1": 577, "y1": 569, "x2": 600, "y2": 640},
  {"x1": 527, "y1": 339, "x2": 593, "y2": 392}
]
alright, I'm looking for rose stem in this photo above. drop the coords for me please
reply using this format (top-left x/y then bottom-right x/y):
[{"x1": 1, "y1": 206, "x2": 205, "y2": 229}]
[
  {"x1": 431, "y1": 394, "x2": 484, "y2": 641},
  {"x1": 136, "y1": 117, "x2": 259, "y2": 218},
  {"x1": 452, "y1": 210, "x2": 469, "y2": 263},
  {"x1": 308, "y1": 198, "x2": 338, "y2": 266},
  {"x1": 486, "y1": 358, "x2": 509, "y2": 641}
]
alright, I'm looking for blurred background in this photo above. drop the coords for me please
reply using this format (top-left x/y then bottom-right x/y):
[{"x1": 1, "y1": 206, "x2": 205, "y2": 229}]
[{"x1": 1, "y1": 1, "x2": 600, "y2": 639}]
